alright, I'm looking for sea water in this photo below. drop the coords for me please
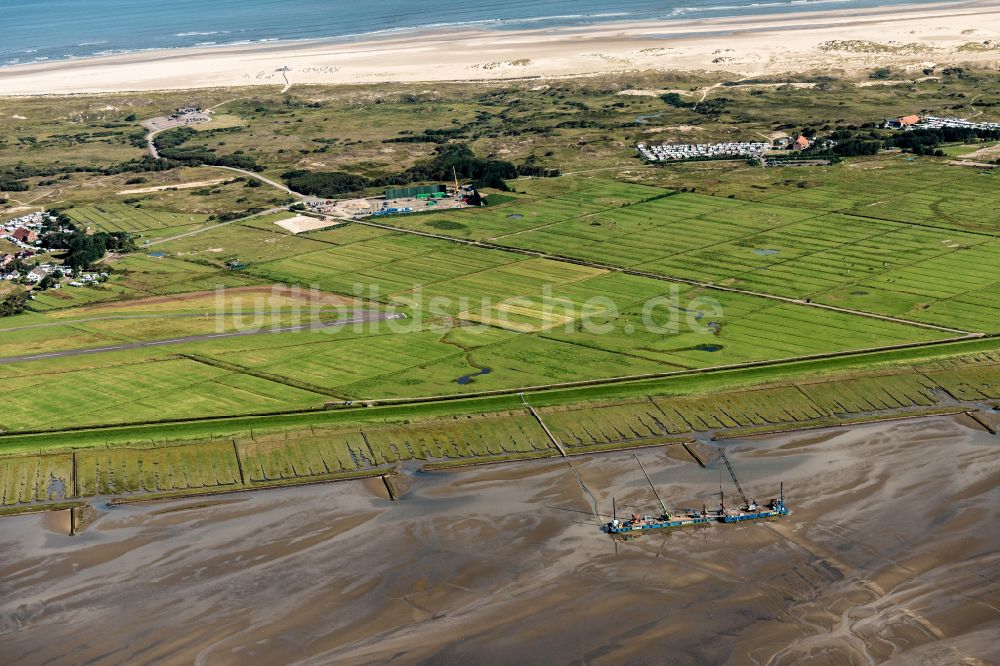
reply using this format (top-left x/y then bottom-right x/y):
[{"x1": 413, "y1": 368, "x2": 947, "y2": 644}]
[{"x1": 2, "y1": 0, "x2": 941, "y2": 67}]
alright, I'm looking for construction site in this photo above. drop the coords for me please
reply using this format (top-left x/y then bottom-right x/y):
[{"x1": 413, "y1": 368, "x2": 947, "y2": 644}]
[{"x1": 304, "y1": 181, "x2": 477, "y2": 221}]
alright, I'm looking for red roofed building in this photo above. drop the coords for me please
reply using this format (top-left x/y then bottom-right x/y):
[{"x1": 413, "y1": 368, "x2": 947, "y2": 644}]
[
  {"x1": 12, "y1": 228, "x2": 37, "y2": 243},
  {"x1": 897, "y1": 114, "x2": 920, "y2": 127},
  {"x1": 792, "y1": 135, "x2": 811, "y2": 151}
]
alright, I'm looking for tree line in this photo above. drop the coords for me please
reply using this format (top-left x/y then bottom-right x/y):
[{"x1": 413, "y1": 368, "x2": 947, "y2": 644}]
[
  {"x1": 825, "y1": 126, "x2": 1000, "y2": 158},
  {"x1": 282, "y1": 144, "x2": 551, "y2": 198},
  {"x1": 42, "y1": 211, "x2": 137, "y2": 270},
  {"x1": 153, "y1": 127, "x2": 261, "y2": 171}
]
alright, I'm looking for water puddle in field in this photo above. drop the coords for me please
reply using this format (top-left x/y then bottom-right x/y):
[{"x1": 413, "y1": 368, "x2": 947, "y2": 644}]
[
  {"x1": 456, "y1": 367, "x2": 492, "y2": 385},
  {"x1": 753, "y1": 248, "x2": 779, "y2": 256},
  {"x1": 46, "y1": 476, "x2": 66, "y2": 501},
  {"x1": 147, "y1": 251, "x2": 166, "y2": 258},
  {"x1": 851, "y1": 290, "x2": 868, "y2": 296},
  {"x1": 635, "y1": 113, "x2": 664, "y2": 124},
  {"x1": 677, "y1": 307, "x2": 704, "y2": 320},
  {"x1": 695, "y1": 344, "x2": 723, "y2": 352},
  {"x1": 508, "y1": 214, "x2": 524, "y2": 219}
]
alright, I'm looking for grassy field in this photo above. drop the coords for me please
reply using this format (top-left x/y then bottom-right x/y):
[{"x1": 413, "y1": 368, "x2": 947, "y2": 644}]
[
  {"x1": 65, "y1": 203, "x2": 209, "y2": 233},
  {"x1": 0, "y1": 172, "x2": 971, "y2": 433},
  {"x1": 0, "y1": 345, "x2": 995, "y2": 505},
  {"x1": 1, "y1": 72, "x2": 999, "y2": 493},
  {"x1": 383, "y1": 162, "x2": 1000, "y2": 332},
  {"x1": 0, "y1": 336, "x2": 993, "y2": 448}
]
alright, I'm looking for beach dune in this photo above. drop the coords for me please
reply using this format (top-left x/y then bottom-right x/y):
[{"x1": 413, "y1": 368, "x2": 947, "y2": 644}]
[{"x1": 1, "y1": 2, "x2": 998, "y2": 96}]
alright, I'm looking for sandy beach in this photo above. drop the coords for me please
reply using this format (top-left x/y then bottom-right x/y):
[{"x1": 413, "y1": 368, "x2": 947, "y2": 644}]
[
  {"x1": 0, "y1": 2, "x2": 998, "y2": 96},
  {"x1": 1, "y1": 416, "x2": 997, "y2": 664}
]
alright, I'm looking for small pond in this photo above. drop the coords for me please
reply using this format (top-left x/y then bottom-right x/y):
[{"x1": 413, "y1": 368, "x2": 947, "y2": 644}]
[{"x1": 456, "y1": 367, "x2": 492, "y2": 385}]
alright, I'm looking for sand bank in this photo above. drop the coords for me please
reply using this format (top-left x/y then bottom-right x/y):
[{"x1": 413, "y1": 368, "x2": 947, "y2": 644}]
[{"x1": 1, "y1": 2, "x2": 998, "y2": 96}]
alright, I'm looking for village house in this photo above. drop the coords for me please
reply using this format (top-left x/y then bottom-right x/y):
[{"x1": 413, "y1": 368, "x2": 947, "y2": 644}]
[
  {"x1": 792, "y1": 135, "x2": 811, "y2": 151},
  {"x1": 12, "y1": 228, "x2": 38, "y2": 244}
]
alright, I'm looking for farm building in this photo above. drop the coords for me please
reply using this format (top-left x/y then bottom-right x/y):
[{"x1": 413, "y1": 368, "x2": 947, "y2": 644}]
[{"x1": 385, "y1": 185, "x2": 447, "y2": 199}]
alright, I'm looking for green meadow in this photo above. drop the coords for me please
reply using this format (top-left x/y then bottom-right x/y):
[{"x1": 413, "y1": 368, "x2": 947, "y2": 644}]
[{"x1": 1, "y1": 72, "x2": 999, "y2": 507}]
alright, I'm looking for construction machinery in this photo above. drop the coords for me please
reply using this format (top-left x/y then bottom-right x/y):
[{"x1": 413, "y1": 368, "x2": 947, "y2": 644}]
[{"x1": 717, "y1": 449, "x2": 788, "y2": 522}]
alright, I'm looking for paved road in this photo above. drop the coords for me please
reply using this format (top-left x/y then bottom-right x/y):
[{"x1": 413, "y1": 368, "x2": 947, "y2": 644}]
[
  {"x1": 0, "y1": 310, "x2": 350, "y2": 333},
  {"x1": 0, "y1": 312, "x2": 404, "y2": 365},
  {"x1": 145, "y1": 127, "x2": 163, "y2": 158},
  {"x1": 140, "y1": 113, "x2": 308, "y2": 197}
]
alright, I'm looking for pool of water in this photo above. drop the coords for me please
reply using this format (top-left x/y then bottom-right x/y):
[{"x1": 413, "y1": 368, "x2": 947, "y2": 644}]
[
  {"x1": 508, "y1": 214, "x2": 524, "y2": 219},
  {"x1": 456, "y1": 367, "x2": 492, "y2": 385},
  {"x1": 676, "y1": 306, "x2": 704, "y2": 321},
  {"x1": 148, "y1": 251, "x2": 166, "y2": 258},
  {"x1": 753, "y1": 248, "x2": 779, "y2": 256},
  {"x1": 695, "y1": 344, "x2": 723, "y2": 352}
]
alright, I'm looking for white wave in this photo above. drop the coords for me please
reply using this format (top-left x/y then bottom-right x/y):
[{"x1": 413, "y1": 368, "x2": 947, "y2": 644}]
[{"x1": 669, "y1": 0, "x2": 854, "y2": 16}]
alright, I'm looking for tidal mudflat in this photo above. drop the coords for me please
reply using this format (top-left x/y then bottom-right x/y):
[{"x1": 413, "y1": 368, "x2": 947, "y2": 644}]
[{"x1": 1, "y1": 416, "x2": 997, "y2": 665}]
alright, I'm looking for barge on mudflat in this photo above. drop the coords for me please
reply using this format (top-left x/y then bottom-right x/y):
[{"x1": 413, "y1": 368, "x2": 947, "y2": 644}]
[
  {"x1": 604, "y1": 450, "x2": 789, "y2": 536},
  {"x1": 606, "y1": 454, "x2": 714, "y2": 535},
  {"x1": 716, "y1": 448, "x2": 790, "y2": 523},
  {"x1": 607, "y1": 510, "x2": 712, "y2": 534},
  {"x1": 718, "y1": 494, "x2": 789, "y2": 523}
]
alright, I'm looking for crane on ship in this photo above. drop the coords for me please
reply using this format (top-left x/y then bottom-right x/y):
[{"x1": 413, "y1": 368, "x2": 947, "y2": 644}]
[
  {"x1": 634, "y1": 453, "x2": 671, "y2": 518},
  {"x1": 718, "y1": 449, "x2": 757, "y2": 511}
]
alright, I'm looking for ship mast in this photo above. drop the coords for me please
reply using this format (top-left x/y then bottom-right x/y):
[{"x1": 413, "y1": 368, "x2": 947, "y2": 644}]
[{"x1": 634, "y1": 454, "x2": 669, "y2": 517}]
